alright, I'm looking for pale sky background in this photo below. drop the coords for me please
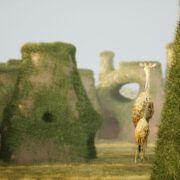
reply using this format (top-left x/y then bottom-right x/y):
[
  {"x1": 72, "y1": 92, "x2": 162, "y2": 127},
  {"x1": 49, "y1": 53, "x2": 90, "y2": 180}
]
[{"x1": 0, "y1": 0, "x2": 179, "y2": 83}]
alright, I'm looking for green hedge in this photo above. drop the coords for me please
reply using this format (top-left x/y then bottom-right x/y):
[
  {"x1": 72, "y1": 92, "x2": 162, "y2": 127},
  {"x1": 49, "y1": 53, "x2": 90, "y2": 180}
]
[
  {"x1": 0, "y1": 59, "x2": 21, "y2": 130},
  {"x1": 151, "y1": 21, "x2": 180, "y2": 179},
  {"x1": 0, "y1": 42, "x2": 102, "y2": 163}
]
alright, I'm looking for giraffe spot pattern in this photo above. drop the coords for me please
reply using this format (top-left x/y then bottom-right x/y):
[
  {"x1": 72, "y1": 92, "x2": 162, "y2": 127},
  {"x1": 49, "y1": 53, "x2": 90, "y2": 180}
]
[{"x1": 132, "y1": 91, "x2": 154, "y2": 127}]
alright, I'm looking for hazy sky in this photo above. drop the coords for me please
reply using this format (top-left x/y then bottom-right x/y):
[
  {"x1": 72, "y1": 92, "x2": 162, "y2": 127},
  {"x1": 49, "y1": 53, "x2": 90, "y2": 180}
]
[{"x1": 0, "y1": 0, "x2": 179, "y2": 83}]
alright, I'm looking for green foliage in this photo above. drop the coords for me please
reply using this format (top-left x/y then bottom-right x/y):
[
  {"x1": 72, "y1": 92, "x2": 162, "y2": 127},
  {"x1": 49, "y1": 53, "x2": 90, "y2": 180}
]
[
  {"x1": 0, "y1": 42, "x2": 102, "y2": 163},
  {"x1": 151, "y1": 21, "x2": 180, "y2": 179},
  {"x1": 6, "y1": 59, "x2": 21, "y2": 67},
  {"x1": 78, "y1": 69, "x2": 102, "y2": 114},
  {"x1": 78, "y1": 69, "x2": 94, "y2": 80},
  {"x1": 0, "y1": 59, "x2": 21, "y2": 130}
]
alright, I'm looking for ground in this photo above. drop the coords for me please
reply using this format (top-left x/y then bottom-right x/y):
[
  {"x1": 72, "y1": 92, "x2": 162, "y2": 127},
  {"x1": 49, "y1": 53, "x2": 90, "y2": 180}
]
[{"x1": 0, "y1": 140, "x2": 154, "y2": 180}]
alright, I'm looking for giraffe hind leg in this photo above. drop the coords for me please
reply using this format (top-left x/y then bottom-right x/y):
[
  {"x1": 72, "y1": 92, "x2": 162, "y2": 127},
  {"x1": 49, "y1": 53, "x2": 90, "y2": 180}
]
[
  {"x1": 144, "y1": 138, "x2": 149, "y2": 160},
  {"x1": 140, "y1": 141, "x2": 145, "y2": 162},
  {"x1": 138, "y1": 144, "x2": 141, "y2": 152}
]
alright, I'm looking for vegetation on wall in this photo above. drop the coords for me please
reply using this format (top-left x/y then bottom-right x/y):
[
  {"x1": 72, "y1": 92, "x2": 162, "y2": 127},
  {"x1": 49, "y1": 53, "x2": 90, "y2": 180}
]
[
  {"x1": 0, "y1": 42, "x2": 102, "y2": 163},
  {"x1": 151, "y1": 21, "x2": 180, "y2": 179},
  {"x1": 0, "y1": 59, "x2": 21, "y2": 130},
  {"x1": 166, "y1": 42, "x2": 174, "y2": 76},
  {"x1": 78, "y1": 69, "x2": 102, "y2": 115}
]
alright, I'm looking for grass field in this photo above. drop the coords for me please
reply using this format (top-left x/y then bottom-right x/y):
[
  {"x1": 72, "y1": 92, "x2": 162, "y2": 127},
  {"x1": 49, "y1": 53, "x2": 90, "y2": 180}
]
[{"x1": 0, "y1": 141, "x2": 155, "y2": 180}]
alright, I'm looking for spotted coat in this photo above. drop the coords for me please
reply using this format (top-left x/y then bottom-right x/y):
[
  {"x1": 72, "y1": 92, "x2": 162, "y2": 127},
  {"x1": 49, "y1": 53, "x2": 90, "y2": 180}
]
[{"x1": 132, "y1": 91, "x2": 154, "y2": 127}]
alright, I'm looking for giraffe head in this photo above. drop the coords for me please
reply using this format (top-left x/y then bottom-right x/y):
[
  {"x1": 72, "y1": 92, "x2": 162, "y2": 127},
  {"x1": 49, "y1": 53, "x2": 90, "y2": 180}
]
[
  {"x1": 139, "y1": 62, "x2": 156, "y2": 74},
  {"x1": 139, "y1": 62, "x2": 156, "y2": 91}
]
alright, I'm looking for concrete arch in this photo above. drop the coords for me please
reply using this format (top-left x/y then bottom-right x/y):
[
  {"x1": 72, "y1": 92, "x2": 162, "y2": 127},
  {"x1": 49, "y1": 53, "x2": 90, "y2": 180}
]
[
  {"x1": 97, "y1": 51, "x2": 164, "y2": 142},
  {"x1": 110, "y1": 82, "x2": 140, "y2": 102}
]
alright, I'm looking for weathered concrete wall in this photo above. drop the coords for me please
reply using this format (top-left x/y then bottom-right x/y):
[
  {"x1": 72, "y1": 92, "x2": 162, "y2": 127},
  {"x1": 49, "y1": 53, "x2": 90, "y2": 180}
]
[
  {"x1": 78, "y1": 69, "x2": 102, "y2": 115},
  {"x1": 97, "y1": 51, "x2": 164, "y2": 142},
  {"x1": 0, "y1": 42, "x2": 102, "y2": 163}
]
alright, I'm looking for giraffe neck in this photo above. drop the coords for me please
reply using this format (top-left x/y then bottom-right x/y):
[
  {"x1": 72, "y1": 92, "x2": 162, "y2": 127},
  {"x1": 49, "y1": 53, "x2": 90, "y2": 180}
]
[
  {"x1": 145, "y1": 70, "x2": 150, "y2": 92},
  {"x1": 143, "y1": 103, "x2": 148, "y2": 118}
]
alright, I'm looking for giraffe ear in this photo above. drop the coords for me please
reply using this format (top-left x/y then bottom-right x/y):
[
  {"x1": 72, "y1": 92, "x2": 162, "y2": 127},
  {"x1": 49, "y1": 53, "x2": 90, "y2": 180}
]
[
  {"x1": 151, "y1": 64, "x2": 157, "y2": 68},
  {"x1": 139, "y1": 63, "x2": 144, "y2": 67}
]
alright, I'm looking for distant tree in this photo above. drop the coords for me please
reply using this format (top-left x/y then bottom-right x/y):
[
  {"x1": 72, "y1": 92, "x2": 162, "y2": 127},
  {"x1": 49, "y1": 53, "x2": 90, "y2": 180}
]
[{"x1": 151, "y1": 20, "x2": 180, "y2": 179}]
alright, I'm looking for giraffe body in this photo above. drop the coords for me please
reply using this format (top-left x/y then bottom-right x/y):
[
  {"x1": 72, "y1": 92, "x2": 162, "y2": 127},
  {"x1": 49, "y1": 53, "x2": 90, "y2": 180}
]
[
  {"x1": 132, "y1": 91, "x2": 154, "y2": 127},
  {"x1": 132, "y1": 62, "x2": 156, "y2": 127}
]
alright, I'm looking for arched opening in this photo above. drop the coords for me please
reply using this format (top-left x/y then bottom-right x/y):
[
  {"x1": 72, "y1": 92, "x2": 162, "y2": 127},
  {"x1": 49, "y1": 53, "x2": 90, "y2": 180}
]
[
  {"x1": 111, "y1": 82, "x2": 140, "y2": 102},
  {"x1": 42, "y1": 112, "x2": 53, "y2": 123},
  {"x1": 119, "y1": 83, "x2": 140, "y2": 100}
]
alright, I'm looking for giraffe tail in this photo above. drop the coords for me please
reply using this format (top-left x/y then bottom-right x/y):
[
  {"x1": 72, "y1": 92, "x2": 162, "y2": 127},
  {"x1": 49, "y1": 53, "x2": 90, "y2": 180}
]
[{"x1": 138, "y1": 139, "x2": 141, "y2": 152}]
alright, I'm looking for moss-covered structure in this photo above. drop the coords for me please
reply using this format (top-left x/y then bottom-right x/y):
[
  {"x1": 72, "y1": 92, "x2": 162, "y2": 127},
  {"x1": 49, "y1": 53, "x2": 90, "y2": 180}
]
[
  {"x1": 166, "y1": 42, "x2": 174, "y2": 76},
  {"x1": 0, "y1": 59, "x2": 21, "y2": 125},
  {"x1": 97, "y1": 51, "x2": 164, "y2": 142},
  {"x1": 0, "y1": 59, "x2": 21, "y2": 149},
  {"x1": 151, "y1": 21, "x2": 180, "y2": 179},
  {"x1": 78, "y1": 69, "x2": 102, "y2": 115},
  {"x1": 0, "y1": 42, "x2": 102, "y2": 163}
]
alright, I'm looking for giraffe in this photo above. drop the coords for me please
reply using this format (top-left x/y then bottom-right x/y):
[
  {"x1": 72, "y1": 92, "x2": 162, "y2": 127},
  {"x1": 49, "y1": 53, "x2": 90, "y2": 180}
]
[
  {"x1": 132, "y1": 62, "x2": 156, "y2": 163},
  {"x1": 132, "y1": 62, "x2": 156, "y2": 128},
  {"x1": 134, "y1": 103, "x2": 150, "y2": 163}
]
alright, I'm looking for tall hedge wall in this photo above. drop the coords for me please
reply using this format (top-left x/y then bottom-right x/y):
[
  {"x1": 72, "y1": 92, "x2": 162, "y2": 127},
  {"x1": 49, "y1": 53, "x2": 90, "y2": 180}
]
[
  {"x1": 0, "y1": 42, "x2": 102, "y2": 163},
  {"x1": 0, "y1": 59, "x2": 21, "y2": 138},
  {"x1": 151, "y1": 21, "x2": 180, "y2": 179}
]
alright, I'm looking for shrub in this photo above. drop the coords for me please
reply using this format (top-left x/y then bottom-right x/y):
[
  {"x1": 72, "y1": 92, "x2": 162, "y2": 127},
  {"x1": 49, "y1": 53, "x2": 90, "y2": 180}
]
[
  {"x1": 151, "y1": 21, "x2": 180, "y2": 179},
  {"x1": 0, "y1": 42, "x2": 102, "y2": 163}
]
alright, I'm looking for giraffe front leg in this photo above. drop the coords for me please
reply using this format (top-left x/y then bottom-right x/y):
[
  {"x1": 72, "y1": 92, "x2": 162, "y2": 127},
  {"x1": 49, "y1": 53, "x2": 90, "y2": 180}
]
[
  {"x1": 144, "y1": 139, "x2": 149, "y2": 161},
  {"x1": 135, "y1": 150, "x2": 138, "y2": 163},
  {"x1": 135, "y1": 143, "x2": 138, "y2": 163},
  {"x1": 140, "y1": 152, "x2": 144, "y2": 162}
]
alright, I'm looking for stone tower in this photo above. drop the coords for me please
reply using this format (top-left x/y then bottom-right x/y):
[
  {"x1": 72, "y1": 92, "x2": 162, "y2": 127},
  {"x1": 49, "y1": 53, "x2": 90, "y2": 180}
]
[{"x1": 166, "y1": 42, "x2": 174, "y2": 74}]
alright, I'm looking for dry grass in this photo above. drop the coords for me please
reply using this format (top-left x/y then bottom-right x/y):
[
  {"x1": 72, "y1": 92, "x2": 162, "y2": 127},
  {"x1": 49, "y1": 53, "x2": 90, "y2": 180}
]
[{"x1": 0, "y1": 141, "x2": 154, "y2": 180}]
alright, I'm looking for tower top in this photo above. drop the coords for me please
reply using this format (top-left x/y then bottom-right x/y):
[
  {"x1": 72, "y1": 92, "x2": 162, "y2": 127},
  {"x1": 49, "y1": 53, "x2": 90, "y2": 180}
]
[{"x1": 99, "y1": 51, "x2": 114, "y2": 75}]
